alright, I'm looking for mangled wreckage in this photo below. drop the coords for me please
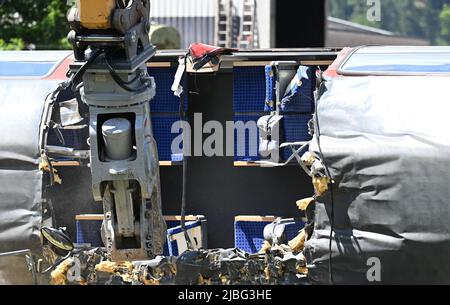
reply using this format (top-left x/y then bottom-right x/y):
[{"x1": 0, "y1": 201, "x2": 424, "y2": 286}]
[
  {"x1": 304, "y1": 46, "x2": 450, "y2": 284},
  {"x1": 2, "y1": 44, "x2": 450, "y2": 285}
]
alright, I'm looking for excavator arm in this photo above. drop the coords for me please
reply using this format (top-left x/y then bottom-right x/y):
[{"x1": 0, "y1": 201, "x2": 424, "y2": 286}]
[{"x1": 66, "y1": 0, "x2": 166, "y2": 261}]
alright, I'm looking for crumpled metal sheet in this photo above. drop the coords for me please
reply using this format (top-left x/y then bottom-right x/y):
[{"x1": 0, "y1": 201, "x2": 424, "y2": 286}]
[
  {"x1": 305, "y1": 76, "x2": 450, "y2": 284},
  {"x1": 54, "y1": 247, "x2": 308, "y2": 285},
  {"x1": 0, "y1": 80, "x2": 59, "y2": 283}
]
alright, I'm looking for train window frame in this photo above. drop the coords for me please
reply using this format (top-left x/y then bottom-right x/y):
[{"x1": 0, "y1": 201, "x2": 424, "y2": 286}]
[{"x1": 338, "y1": 46, "x2": 450, "y2": 76}]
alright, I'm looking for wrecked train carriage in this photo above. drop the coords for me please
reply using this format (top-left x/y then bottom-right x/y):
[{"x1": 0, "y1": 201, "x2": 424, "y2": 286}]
[
  {"x1": 0, "y1": 51, "x2": 74, "y2": 284},
  {"x1": 0, "y1": 49, "x2": 338, "y2": 284},
  {"x1": 304, "y1": 46, "x2": 450, "y2": 284}
]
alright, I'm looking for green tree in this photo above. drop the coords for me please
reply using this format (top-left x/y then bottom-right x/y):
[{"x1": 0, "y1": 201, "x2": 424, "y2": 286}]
[
  {"x1": 0, "y1": 0, "x2": 70, "y2": 50},
  {"x1": 439, "y1": 4, "x2": 450, "y2": 43},
  {"x1": 329, "y1": 0, "x2": 354, "y2": 19},
  {"x1": 0, "y1": 37, "x2": 25, "y2": 50},
  {"x1": 328, "y1": 0, "x2": 450, "y2": 45},
  {"x1": 425, "y1": 0, "x2": 445, "y2": 44}
]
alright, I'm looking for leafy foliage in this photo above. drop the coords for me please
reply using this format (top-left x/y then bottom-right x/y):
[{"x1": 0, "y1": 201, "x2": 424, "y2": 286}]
[
  {"x1": 329, "y1": 0, "x2": 450, "y2": 45},
  {"x1": 0, "y1": 0, "x2": 70, "y2": 50},
  {"x1": 439, "y1": 4, "x2": 450, "y2": 43},
  {"x1": 0, "y1": 37, "x2": 24, "y2": 50}
]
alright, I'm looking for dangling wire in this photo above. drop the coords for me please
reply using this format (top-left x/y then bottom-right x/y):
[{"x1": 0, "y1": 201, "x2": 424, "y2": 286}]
[
  {"x1": 178, "y1": 54, "x2": 193, "y2": 250},
  {"x1": 70, "y1": 49, "x2": 104, "y2": 92},
  {"x1": 40, "y1": 252, "x2": 72, "y2": 274},
  {"x1": 104, "y1": 53, "x2": 150, "y2": 93}
]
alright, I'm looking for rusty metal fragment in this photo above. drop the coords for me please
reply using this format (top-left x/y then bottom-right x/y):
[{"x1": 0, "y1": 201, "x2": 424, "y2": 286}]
[
  {"x1": 288, "y1": 230, "x2": 307, "y2": 253},
  {"x1": 50, "y1": 258, "x2": 73, "y2": 285},
  {"x1": 312, "y1": 176, "x2": 330, "y2": 196},
  {"x1": 296, "y1": 197, "x2": 315, "y2": 211}
]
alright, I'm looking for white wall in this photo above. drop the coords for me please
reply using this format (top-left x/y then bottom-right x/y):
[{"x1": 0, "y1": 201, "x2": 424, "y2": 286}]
[
  {"x1": 150, "y1": 0, "x2": 275, "y2": 48},
  {"x1": 151, "y1": 0, "x2": 218, "y2": 18},
  {"x1": 256, "y1": 0, "x2": 275, "y2": 48}
]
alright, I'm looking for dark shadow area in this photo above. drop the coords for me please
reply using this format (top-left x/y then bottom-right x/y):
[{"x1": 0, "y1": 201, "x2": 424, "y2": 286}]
[{"x1": 275, "y1": 1, "x2": 326, "y2": 48}]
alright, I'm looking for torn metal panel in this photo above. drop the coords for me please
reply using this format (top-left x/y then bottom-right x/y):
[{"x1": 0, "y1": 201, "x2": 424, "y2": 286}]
[{"x1": 305, "y1": 76, "x2": 450, "y2": 284}]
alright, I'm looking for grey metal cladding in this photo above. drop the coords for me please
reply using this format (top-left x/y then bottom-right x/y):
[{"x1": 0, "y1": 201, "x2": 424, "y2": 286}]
[
  {"x1": 305, "y1": 76, "x2": 450, "y2": 284},
  {"x1": 0, "y1": 80, "x2": 58, "y2": 254}
]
